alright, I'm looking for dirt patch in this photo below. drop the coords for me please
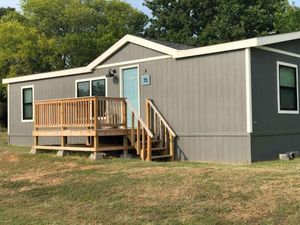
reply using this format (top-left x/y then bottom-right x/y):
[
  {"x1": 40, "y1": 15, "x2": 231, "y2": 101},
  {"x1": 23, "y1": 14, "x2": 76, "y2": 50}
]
[{"x1": 6, "y1": 154, "x2": 19, "y2": 163}]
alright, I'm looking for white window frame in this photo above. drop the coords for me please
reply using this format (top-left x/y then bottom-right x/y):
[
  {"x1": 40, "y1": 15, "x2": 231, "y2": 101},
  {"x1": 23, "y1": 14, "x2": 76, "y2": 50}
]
[
  {"x1": 21, "y1": 85, "x2": 34, "y2": 122},
  {"x1": 75, "y1": 76, "x2": 107, "y2": 97},
  {"x1": 277, "y1": 61, "x2": 299, "y2": 114},
  {"x1": 119, "y1": 65, "x2": 140, "y2": 115}
]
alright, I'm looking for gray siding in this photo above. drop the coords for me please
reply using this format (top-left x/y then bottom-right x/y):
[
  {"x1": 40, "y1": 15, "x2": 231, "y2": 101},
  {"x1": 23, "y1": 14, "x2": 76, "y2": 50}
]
[
  {"x1": 251, "y1": 47, "x2": 300, "y2": 161},
  {"x1": 9, "y1": 44, "x2": 250, "y2": 163},
  {"x1": 102, "y1": 43, "x2": 165, "y2": 65},
  {"x1": 267, "y1": 39, "x2": 300, "y2": 55}
]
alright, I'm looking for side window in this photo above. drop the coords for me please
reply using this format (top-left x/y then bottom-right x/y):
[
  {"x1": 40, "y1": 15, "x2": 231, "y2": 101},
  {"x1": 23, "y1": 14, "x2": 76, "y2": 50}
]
[
  {"x1": 22, "y1": 87, "x2": 33, "y2": 121},
  {"x1": 277, "y1": 62, "x2": 299, "y2": 114}
]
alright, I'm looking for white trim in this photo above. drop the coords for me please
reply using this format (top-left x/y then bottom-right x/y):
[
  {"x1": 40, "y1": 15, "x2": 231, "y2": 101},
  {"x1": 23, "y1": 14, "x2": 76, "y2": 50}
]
[
  {"x1": 21, "y1": 85, "x2": 34, "y2": 122},
  {"x1": 119, "y1": 65, "x2": 140, "y2": 115},
  {"x1": 176, "y1": 31, "x2": 300, "y2": 59},
  {"x1": 7, "y1": 84, "x2": 9, "y2": 135},
  {"x1": 96, "y1": 55, "x2": 172, "y2": 69},
  {"x1": 245, "y1": 48, "x2": 253, "y2": 133},
  {"x1": 3, "y1": 67, "x2": 90, "y2": 84},
  {"x1": 87, "y1": 35, "x2": 177, "y2": 70},
  {"x1": 277, "y1": 61, "x2": 299, "y2": 114},
  {"x1": 4, "y1": 32, "x2": 300, "y2": 84},
  {"x1": 75, "y1": 76, "x2": 107, "y2": 98},
  {"x1": 256, "y1": 46, "x2": 300, "y2": 59}
]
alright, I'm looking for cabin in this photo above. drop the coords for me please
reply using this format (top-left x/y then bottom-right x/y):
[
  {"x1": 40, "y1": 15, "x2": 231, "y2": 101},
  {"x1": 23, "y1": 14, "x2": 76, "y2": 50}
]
[{"x1": 4, "y1": 32, "x2": 300, "y2": 163}]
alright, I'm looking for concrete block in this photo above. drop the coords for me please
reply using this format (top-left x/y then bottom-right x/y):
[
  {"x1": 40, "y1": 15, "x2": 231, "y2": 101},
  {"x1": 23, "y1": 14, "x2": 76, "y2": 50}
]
[
  {"x1": 57, "y1": 150, "x2": 66, "y2": 157},
  {"x1": 89, "y1": 152, "x2": 105, "y2": 160},
  {"x1": 30, "y1": 148, "x2": 37, "y2": 154},
  {"x1": 279, "y1": 153, "x2": 291, "y2": 161}
]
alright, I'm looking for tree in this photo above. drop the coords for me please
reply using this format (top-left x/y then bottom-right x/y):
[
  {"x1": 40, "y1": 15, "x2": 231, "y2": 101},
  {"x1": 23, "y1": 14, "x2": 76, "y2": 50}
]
[
  {"x1": 21, "y1": 0, "x2": 147, "y2": 68},
  {"x1": 144, "y1": 0, "x2": 294, "y2": 46},
  {"x1": 0, "y1": 7, "x2": 15, "y2": 18}
]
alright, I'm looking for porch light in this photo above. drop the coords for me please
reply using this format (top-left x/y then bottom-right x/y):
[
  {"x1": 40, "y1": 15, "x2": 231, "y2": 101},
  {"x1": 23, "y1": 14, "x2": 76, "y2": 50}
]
[{"x1": 106, "y1": 69, "x2": 116, "y2": 78}]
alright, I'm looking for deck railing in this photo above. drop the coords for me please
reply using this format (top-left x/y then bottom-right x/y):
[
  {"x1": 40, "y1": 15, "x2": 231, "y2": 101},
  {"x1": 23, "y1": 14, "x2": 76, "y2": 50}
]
[
  {"x1": 34, "y1": 97, "x2": 126, "y2": 130},
  {"x1": 146, "y1": 99, "x2": 176, "y2": 161},
  {"x1": 126, "y1": 99, "x2": 154, "y2": 161}
]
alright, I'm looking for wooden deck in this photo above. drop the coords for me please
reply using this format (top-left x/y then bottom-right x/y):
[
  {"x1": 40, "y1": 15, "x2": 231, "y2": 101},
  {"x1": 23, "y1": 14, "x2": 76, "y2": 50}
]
[{"x1": 32, "y1": 96, "x2": 176, "y2": 161}]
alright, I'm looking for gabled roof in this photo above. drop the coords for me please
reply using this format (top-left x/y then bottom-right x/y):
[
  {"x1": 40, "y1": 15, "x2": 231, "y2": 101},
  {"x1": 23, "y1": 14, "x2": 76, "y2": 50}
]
[{"x1": 4, "y1": 31, "x2": 300, "y2": 84}]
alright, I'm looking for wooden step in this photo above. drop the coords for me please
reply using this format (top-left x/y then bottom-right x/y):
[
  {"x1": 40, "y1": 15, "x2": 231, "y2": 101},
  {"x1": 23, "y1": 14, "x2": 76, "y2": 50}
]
[
  {"x1": 151, "y1": 155, "x2": 172, "y2": 160},
  {"x1": 151, "y1": 147, "x2": 167, "y2": 151}
]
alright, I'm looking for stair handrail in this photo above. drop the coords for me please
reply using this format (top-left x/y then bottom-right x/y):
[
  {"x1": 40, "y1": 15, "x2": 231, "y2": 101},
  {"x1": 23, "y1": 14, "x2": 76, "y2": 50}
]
[
  {"x1": 125, "y1": 99, "x2": 154, "y2": 138},
  {"x1": 147, "y1": 99, "x2": 176, "y2": 137}
]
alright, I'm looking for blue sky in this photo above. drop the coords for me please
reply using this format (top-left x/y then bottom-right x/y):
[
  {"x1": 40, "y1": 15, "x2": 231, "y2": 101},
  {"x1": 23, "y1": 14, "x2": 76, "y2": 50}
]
[{"x1": 0, "y1": 0, "x2": 299, "y2": 16}]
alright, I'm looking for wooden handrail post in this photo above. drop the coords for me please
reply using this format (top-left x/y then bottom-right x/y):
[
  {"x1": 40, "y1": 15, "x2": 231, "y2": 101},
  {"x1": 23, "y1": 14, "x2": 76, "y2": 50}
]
[
  {"x1": 137, "y1": 121, "x2": 141, "y2": 155},
  {"x1": 146, "y1": 134, "x2": 152, "y2": 161},
  {"x1": 131, "y1": 112, "x2": 134, "y2": 145},
  {"x1": 122, "y1": 100, "x2": 127, "y2": 129},
  {"x1": 145, "y1": 98, "x2": 150, "y2": 128},
  {"x1": 170, "y1": 134, "x2": 174, "y2": 161}
]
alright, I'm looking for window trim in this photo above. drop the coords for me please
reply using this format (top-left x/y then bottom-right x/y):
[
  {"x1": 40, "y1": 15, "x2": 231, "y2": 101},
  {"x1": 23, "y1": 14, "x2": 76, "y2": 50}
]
[
  {"x1": 75, "y1": 76, "x2": 107, "y2": 98},
  {"x1": 277, "y1": 61, "x2": 299, "y2": 114},
  {"x1": 21, "y1": 85, "x2": 34, "y2": 122}
]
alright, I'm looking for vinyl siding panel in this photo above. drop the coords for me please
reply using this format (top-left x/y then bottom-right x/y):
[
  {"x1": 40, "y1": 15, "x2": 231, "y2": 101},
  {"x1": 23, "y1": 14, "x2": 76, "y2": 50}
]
[
  {"x1": 8, "y1": 46, "x2": 250, "y2": 163},
  {"x1": 251, "y1": 47, "x2": 300, "y2": 161},
  {"x1": 102, "y1": 43, "x2": 165, "y2": 65}
]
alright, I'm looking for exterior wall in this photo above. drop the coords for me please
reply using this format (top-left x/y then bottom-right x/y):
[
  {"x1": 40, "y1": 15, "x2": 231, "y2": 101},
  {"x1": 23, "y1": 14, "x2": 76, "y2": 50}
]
[
  {"x1": 102, "y1": 43, "x2": 164, "y2": 65},
  {"x1": 267, "y1": 39, "x2": 300, "y2": 55},
  {"x1": 8, "y1": 46, "x2": 250, "y2": 163},
  {"x1": 251, "y1": 47, "x2": 300, "y2": 161}
]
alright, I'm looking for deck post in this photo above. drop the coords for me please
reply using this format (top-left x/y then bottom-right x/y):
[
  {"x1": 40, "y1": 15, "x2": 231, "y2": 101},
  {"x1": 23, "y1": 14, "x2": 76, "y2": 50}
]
[
  {"x1": 122, "y1": 99, "x2": 127, "y2": 129},
  {"x1": 145, "y1": 99, "x2": 152, "y2": 161},
  {"x1": 170, "y1": 134, "x2": 174, "y2": 161},
  {"x1": 93, "y1": 97, "x2": 99, "y2": 151},
  {"x1": 146, "y1": 134, "x2": 152, "y2": 161}
]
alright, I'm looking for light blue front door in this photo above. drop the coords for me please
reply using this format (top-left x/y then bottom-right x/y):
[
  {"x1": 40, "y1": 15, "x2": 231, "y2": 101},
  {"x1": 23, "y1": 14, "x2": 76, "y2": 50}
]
[{"x1": 122, "y1": 67, "x2": 139, "y2": 127}]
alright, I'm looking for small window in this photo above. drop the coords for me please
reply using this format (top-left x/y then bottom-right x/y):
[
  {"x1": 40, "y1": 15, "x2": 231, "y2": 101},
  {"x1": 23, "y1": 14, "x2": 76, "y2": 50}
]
[
  {"x1": 92, "y1": 79, "x2": 106, "y2": 97},
  {"x1": 22, "y1": 87, "x2": 33, "y2": 121},
  {"x1": 77, "y1": 81, "x2": 90, "y2": 97},
  {"x1": 277, "y1": 62, "x2": 299, "y2": 113}
]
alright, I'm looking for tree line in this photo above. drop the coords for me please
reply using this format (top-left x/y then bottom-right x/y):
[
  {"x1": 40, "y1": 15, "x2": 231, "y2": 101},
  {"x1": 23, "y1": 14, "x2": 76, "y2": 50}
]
[{"x1": 0, "y1": 0, "x2": 300, "y2": 127}]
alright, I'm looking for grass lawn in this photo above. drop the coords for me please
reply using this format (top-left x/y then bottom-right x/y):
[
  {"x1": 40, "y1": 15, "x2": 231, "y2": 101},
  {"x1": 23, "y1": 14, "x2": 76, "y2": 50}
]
[{"x1": 1, "y1": 132, "x2": 300, "y2": 225}]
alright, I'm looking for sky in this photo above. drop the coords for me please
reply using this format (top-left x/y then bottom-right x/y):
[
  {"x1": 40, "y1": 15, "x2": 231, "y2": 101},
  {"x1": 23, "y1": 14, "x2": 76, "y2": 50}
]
[{"x1": 0, "y1": 0, "x2": 299, "y2": 16}]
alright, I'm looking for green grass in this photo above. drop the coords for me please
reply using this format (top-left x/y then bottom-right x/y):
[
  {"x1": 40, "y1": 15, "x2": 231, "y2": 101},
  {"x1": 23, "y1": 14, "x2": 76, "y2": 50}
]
[{"x1": 1, "y1": 132, "x2": 300, "y2": 225}]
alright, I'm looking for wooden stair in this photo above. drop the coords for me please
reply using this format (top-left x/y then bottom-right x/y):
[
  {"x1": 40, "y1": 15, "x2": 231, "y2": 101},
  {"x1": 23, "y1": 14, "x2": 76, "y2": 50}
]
[{"x1": 126, "y1": 99, "x2": 176, "y2": 161}]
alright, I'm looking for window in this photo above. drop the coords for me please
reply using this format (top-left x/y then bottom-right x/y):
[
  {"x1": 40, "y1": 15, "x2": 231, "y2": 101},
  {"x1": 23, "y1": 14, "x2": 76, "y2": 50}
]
[
  {"x1": 77, "y1": 81, "x2": 90, "y2": 97},
  {"x1": 22, "y1": 86, "x2": 34, "y2": 121},
  {"x1": 277, "y1": 62, "x2": 299, "y2": 114},
  {"x1": 76, "y1": 77, "x2": 106, "y2": 97}
]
